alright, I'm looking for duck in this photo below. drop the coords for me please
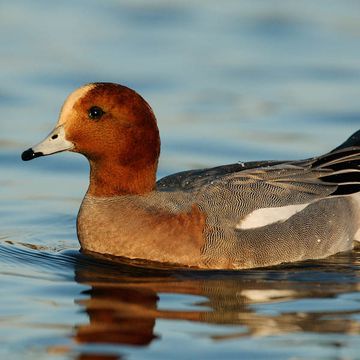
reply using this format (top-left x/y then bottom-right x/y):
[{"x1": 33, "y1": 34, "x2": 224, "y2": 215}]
[{"x1": 21, "y1": 82, "x2": 360, "y2": 269}]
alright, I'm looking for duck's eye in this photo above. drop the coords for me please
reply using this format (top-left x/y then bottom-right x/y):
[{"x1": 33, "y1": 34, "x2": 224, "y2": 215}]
[{"x1": 88, "y1": 106, "x2": 105, "y2": 120}]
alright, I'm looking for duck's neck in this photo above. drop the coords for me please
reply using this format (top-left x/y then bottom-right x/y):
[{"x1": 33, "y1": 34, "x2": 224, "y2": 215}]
[{"x1": 87, "y1": 158, "x2": 157, "y2": 197}]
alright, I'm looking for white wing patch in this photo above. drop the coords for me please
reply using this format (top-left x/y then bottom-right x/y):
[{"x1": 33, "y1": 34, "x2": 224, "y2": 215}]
[
  {"x1": 236, "y1": 203, "x2": 310, "y2": 230},
  {"x1": 355, "y1": 229, "x2": 360, "y2": 242}
]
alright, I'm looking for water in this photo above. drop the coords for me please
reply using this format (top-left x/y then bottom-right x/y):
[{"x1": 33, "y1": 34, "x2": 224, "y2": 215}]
[{"x1": 1, "y1": 1, "x2": 360, "y2": 359}]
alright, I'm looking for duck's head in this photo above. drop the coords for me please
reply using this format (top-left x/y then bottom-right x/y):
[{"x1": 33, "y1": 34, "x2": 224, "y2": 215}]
[{"x1": 22, "y1": 83, "x2": 161, "y2": 196}]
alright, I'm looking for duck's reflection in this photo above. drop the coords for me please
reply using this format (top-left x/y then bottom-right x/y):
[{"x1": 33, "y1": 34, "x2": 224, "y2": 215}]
[
  {"x1": 71, "y1": 249, "x2": 360, "y2": 357},
  {"x1": 76, "y1": 285, "x2": 158, "y2": 346}
]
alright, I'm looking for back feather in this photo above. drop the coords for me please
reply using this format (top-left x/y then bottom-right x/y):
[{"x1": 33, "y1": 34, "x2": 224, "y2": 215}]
[{"x1": 157, "y1": 129, "x2": 360, "y2": 198}]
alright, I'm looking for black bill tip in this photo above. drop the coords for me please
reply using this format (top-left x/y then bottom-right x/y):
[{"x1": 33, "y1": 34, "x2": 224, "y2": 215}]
[{"x1": 21, "y1": 148, "x2": 44, "y2": 161}]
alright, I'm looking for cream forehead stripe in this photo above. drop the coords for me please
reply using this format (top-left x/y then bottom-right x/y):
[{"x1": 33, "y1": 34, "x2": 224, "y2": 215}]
[
  {"x1": 21, "y1": 84, "x2": 97, "y2": 161},
  {"x1": 57, "y1": 84, "x2": 96, "y2": 125}
]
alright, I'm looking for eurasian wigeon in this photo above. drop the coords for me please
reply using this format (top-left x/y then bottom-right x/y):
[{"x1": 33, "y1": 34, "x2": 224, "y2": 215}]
[{"x1": 22, "y1": 83, "x2": 360, "y2": 269}]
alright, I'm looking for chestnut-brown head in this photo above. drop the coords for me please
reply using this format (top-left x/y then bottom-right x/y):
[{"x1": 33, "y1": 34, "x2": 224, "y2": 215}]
[{"x1": 22, "y1": 83, "x2": 161, "y2": 196}]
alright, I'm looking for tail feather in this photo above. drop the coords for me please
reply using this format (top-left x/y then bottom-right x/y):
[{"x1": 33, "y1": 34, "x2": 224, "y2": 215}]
[
  {"x1": 312, "y1": 147, "x2": 360, "y2": 170},
  {"x1": 320, "y1": 169, "x2": 360, "y2": 185},
  {"x1": 310, "y1": 130, "x2": 360, "y2": 196},
  {"x1": 331, "y1": 129, "x2": 360, "y2": 152},
  {"x1": 330, "y1": 183, "x2": 360, "y2": 196}
]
